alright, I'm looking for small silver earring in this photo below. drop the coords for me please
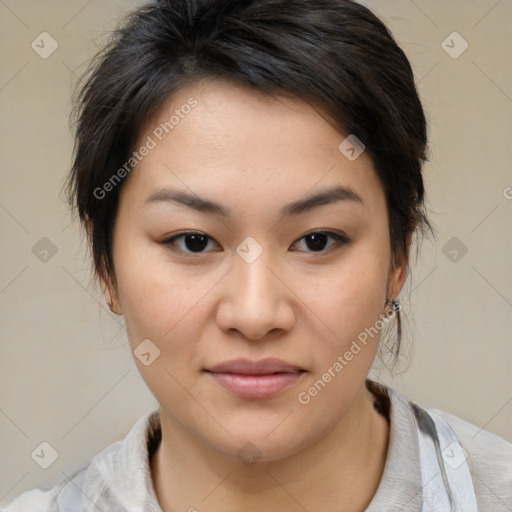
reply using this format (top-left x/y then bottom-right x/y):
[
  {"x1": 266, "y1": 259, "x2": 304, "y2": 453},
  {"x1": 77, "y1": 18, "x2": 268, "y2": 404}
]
[{"x1": 385, "y1": 297, "x2": 401, "y2": 311}]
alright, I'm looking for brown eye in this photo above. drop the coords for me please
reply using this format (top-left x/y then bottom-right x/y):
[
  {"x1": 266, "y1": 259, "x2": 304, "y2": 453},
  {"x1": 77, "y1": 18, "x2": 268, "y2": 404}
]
[
  {"x1": 162, "y1": 232, "x2": 220, "y2": 253},
  {"x1": 292, "y1": 231, "x2": 349, "y2": 253}
]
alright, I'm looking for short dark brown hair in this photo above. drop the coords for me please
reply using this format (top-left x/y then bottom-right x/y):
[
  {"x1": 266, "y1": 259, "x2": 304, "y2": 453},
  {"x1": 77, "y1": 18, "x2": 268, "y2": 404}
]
[{"x1": 66, "y1": 0, "x2": 435, "y2": 358}]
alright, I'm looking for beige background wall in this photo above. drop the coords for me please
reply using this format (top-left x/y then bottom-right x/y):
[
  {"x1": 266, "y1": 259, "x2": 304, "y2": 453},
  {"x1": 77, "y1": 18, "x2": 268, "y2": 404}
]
[{"x1": 1, "y1": 0, "x2": 511, "y2": 503}]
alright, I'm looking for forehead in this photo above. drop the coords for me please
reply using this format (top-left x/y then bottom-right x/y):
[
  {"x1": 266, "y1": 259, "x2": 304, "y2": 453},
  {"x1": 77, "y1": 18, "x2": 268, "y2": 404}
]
[
  {"x1": 141, "y1": 79, "x2": 341, "y2": 155},
  {"x1": 120, "y1": 79, "x2": 386, "y2": 218}
]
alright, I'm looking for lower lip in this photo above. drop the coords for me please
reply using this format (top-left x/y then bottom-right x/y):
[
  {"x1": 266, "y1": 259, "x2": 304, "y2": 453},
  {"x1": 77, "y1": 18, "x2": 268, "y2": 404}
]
[{"x1": 205, "y1": 371, "x2": 305, "y2": 399}]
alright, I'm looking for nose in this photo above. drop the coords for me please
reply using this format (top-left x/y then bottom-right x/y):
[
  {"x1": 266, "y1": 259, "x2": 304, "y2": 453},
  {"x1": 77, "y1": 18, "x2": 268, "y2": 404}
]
[{"x1": 215, "y1": 249, "x2": 296, "y2": 341}]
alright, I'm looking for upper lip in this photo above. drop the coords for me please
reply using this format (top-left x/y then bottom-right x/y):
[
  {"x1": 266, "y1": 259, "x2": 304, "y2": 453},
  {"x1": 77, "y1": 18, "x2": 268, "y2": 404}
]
[{"x1": 205, "y1": 358, "x2": 305, "y2": 375}]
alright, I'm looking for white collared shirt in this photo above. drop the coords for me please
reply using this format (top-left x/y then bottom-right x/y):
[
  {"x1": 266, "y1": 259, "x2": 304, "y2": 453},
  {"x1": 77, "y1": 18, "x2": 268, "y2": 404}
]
[{"x1": 3, "y1": 382, "x2": 511, "y2": 511}]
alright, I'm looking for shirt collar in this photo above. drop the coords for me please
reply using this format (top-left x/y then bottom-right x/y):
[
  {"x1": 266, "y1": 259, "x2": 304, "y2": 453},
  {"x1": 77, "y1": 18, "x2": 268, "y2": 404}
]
[
  {"x1": 82, "y1": 409, "x2": 163, "y2": 512},
  {"x1": 365, "y1": 380, "x2": 423, "y2": 511}
]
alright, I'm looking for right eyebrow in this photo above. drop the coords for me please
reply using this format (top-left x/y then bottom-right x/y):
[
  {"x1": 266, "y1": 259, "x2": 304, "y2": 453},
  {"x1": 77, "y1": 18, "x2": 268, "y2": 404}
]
[{"x1": 143, "y1": 189, "x2": 230, "y2": 217}]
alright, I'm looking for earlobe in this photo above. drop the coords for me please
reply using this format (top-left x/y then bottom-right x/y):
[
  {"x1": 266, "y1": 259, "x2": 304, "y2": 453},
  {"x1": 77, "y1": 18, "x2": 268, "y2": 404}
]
[
  {"x1": 100, "y1": 276, "x2": 122, "y2": 315},
  {"x1": 387, "y1": 226, "x2": 415, "y2": 303},
  {"x1": 87, "y1": 220, "x2": 122, "y2": 315},
  {"x1": 386, "y1": 246, "x2": 409, "y2": 306}
]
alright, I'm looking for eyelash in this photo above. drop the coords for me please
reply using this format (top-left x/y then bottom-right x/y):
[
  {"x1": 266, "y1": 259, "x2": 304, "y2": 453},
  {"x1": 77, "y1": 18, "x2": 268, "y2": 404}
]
[{"x1": 161, "y1": 230, "x2": 349, "y2": 255}]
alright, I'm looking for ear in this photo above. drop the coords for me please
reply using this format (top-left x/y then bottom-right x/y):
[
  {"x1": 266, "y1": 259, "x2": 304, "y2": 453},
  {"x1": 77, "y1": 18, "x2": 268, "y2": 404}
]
[
  {"x1": 386, "y1": 231, "x2": 413, "y2": 302},
  {"x1": 100, "y1": 273, "x2": 123, "y2": 315},
  {"x1": 86, "y1": 216, "x2": 123, "y2": 315}
]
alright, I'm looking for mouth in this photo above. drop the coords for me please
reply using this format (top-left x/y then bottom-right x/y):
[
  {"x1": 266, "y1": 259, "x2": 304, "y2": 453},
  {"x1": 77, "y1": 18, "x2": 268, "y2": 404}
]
[{"x1": 203, "y1": 358, "x2": 307, "y2": 399}]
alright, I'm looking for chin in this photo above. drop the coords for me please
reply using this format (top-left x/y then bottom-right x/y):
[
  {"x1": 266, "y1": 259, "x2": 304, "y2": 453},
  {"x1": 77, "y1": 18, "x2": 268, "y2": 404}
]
[
  {"x1": 199, "y1": 414, "x2": 318, "y2": 464},
  {"x1": 210, "y1": 433, "x2": 310, "y2": 466}
]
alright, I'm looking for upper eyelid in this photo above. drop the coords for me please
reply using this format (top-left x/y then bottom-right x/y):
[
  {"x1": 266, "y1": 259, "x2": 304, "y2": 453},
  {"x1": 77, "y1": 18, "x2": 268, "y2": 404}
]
[
  {"x1": 163, "y1": 230, "x2": 348, "y2": 251},
  {"x1": 164, "y1": 231, "x2": 221, "y2": 251},
  {"x1": 164, "y1": 230, "x2": 346, "y2": 241}
]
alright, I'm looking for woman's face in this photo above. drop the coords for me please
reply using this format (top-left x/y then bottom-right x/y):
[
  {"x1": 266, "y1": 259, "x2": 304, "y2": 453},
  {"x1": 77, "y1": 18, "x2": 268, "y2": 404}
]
[{"x1": 105, "y1": 79, "x2": 406, "y2": 461}]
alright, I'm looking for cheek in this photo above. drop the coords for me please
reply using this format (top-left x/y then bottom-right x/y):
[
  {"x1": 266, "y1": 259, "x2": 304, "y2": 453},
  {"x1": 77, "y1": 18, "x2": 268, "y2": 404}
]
[
  {"x1": 294, "y1": 246, "x2": 389, "y2": 349},
  {"x1": 113, "y1": 228, "x2": 205, "y2": 331},
  {"x1": 113, "y1": 238, "x2": 218, "y2": 363},
  {"x1": 292, "y1": 255, "x2": 389, "y2": 418},
  {"x1": 118, "y1": 265, "x2": 216, "y2": 344},
  {"x1": 114, "y1": 256, "x2": 214, "y2": 409}
]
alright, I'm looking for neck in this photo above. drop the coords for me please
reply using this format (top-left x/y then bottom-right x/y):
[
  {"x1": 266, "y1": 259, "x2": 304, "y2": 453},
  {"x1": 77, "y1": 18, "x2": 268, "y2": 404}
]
[{"x1": 151, "y1": 382, "x2": 389, "y2": 512}]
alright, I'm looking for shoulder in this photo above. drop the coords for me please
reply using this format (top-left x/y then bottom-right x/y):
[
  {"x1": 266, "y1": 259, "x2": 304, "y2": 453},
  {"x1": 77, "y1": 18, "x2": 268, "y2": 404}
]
[
  {"x1": 373, "y1": 381, "x2": 512, "y2": 510},
  {"x1": 2, "y1": 409, "x2": 160, "y2": 512},
  {"x1": 1, "y1": 488, "x2": 58, "y2": 512},
  {"x1": 431, "y1": 408, "x2": 512, "y2": 474},
  {"x1": 430, "y1": 408, "x2": 512, "y2": 509},
  {"x1": 1, "y1": 468, "x2": 86, "y2": 512}
]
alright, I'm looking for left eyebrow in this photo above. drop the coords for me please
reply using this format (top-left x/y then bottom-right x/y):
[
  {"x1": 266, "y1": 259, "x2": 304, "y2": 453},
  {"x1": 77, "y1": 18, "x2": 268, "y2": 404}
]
[
  {"x1": 280, "y1": 185, "x2": 364, "y2": 216},
  {"x1": 143, "y1": 185, "x2": 364, "y2": 217}
]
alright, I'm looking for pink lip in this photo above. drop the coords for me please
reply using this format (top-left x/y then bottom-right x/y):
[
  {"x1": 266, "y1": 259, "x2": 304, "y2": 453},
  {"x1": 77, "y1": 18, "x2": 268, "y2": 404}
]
[
  {"x1": 204, "y1": 358, "x2": 306, "y2": 399},
  {"x1": 206, "y1": 357, "x2": 304, "y2": 374}
]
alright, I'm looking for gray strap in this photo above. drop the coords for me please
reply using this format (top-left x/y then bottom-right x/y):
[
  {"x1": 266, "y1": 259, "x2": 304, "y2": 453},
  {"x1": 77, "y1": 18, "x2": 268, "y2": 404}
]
[{"x1": 413, "y1": 404, "x2": 479, "y2": 511}]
